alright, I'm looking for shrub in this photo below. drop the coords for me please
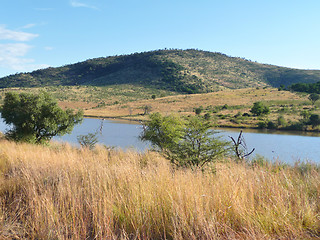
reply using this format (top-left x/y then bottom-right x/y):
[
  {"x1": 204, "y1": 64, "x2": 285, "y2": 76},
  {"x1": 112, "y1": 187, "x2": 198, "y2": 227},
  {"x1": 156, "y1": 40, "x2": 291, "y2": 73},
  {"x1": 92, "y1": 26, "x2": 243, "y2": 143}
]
[
  {"x1": 140, "y1": 113, "x2": 230, "y2": 168},
  {"x1": 308, "y1": 93, "x2": 320, "y2": 105},
  {"x1": 267, "y1": 121, "x2": 277, "y2": 129},
  {"x1": 143, "y1": 105, "x2": 152, "y2": 115},
  {"x1": 277, "y1": 115, "x2": 287, "y2": 127},
  {"x1": 258, "y1": 121, "x2": 268, "y2": 129},
  {"x1": 250, "y1": 101, "x2": 270, "y2": 116},
  {"x1": 222, "y1": 104, "x2": 228, "y2": 110},
  {"x1": 308, "y1": 114, "x2": 320, "y2": 128},
  {"x1": 284, "y1": 122, "x2": 305, "y2": 131},
  {"x1": 77, "y1": 132, "x2": 99, "y2": 150},
  {"x1": 194, "y1": 106, "x2": 203, "y2": 115}
]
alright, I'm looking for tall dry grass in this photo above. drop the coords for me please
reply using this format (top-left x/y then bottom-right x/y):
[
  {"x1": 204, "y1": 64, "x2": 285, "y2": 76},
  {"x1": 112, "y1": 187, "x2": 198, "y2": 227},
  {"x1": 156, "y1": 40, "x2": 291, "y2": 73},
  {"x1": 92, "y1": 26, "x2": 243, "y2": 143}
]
[{"x1": 0, "y1": 140, "x2": 319, "y2": 239}]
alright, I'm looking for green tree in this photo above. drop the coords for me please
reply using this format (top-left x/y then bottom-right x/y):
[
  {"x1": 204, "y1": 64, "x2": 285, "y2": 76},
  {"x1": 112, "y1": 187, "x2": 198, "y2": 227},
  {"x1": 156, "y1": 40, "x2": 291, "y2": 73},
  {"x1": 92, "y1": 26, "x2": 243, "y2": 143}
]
[
  {"x1": 308, "y1": 93, "x2": 320, "y2": 106},
  {"x1": 308, "y1": 114, "x2": 320, "y2": 128},
  {"x1": 277, "y1": 115, "x2": 287, "y2": 127},
  {"x1": 77, "y1": 132, "x2": 98, "y2": 150},
  {"x1": 278, "y1": 84, "x2": 285, "y2": 91},
  {"x1": 170, "y1": 116, "x2": 230, "y2": 168},
  {"x1": 194, "y1": 106, "x2": 203, "y2": 115},
  {"x1": 140, "y1": 113, "x2": 184, "y2": 154},
  {"x1": 140, "y1": 113, "x2": 230, "y2": 168},
  {"x1": 300, "y1": 110, "x2": 311, "y2": 122},
  {"x1": 250, "y1": 101, "x2": 270, "y2": 116},
  {"x1": 1, "y1": 92, "x2": 83, "y2": 143},
  {"x1": 143, "y1": 105, "x2": 152, "y2": 115}
]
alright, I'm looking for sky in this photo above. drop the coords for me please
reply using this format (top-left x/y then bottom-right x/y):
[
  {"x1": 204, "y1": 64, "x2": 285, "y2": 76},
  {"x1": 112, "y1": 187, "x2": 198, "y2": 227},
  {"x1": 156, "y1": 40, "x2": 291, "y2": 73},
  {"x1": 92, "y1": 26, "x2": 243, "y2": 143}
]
[{"x1": 1, "y1": 0, "x2": 320, "y2": 77}]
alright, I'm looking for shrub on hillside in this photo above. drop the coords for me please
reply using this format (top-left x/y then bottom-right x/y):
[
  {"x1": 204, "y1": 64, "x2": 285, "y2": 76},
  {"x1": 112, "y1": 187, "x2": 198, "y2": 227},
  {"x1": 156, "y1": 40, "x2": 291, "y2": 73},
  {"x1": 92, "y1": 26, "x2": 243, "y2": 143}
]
[{"x1": 250, "y1": 101, "x2": 270, "y2": 116}]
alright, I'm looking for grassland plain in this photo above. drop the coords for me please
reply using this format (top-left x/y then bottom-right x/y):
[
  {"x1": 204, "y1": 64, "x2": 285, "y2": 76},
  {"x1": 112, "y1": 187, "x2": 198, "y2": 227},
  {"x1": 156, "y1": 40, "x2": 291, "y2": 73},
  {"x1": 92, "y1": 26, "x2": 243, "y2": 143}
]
[
  {"x1": 0, "y1": 139, "x2": 319, "y2": 239},
  {"x1": 0, "y1": 86, "x2": 319, "y2": 131},
  {"x1": 63, "y1": 87, "x2": 319, "y2": 131},
  {"x1": 82, "y1": 87, "x2": 308, "y2": 120}
]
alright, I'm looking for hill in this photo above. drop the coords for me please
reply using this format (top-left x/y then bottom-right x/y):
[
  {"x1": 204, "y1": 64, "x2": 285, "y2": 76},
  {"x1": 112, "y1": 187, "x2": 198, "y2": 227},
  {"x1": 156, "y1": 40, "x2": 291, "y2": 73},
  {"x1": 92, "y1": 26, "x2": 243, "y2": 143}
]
[{"x1": 2, "y1": 49, "x2": 320, "y2": 93}]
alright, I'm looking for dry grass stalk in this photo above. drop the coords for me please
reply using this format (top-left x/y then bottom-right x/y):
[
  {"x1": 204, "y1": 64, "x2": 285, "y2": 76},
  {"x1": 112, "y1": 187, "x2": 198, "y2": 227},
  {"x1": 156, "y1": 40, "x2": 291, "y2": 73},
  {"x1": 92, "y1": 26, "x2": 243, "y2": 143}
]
[{"x1": 0, "y1": 140, "x2": 318, "y2": 239}]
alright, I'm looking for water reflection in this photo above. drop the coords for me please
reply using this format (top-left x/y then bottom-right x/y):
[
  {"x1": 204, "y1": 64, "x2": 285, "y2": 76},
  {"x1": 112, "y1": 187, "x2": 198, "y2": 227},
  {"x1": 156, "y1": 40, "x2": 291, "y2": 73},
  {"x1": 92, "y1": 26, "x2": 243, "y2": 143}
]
[
  {"x1": 218, "y1": 128, "x2": 320, "y2": 164},
  {"x1": 54, "y1": 118, "x2": 149, "y2": 151},
  {"x1": 0, "y1": 117, "x2": 319, "y2": 163}
]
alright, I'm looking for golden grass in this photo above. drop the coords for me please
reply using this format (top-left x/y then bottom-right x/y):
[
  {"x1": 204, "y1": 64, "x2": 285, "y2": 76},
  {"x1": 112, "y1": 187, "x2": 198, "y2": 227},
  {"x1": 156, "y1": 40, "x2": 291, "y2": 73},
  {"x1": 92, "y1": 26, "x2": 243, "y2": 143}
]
[
  {"x1": 0, "y1": 140, "x2": 319, "y2": 239},
  {"x1": 85, "y1": 88, "x2": 300, "y2": 118},
  {"x1": 1, "y1": 86, "x2": 316, "y2": 129},
  {"x1": 84, "y1": 88, "x2": 314, "y2": 128}
]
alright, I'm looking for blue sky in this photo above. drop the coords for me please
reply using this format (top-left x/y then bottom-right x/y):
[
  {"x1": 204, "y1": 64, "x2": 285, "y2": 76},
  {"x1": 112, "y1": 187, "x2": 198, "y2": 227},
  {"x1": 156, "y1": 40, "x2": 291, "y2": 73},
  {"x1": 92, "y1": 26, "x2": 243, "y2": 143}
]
[{"x1": 1, "y1": 0, "x2": 320, "y2": 77}]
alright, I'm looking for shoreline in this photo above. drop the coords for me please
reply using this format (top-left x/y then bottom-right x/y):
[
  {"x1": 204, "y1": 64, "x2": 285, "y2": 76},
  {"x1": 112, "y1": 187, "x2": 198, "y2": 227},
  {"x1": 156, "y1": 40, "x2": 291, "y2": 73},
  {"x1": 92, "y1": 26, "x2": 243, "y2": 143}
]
[{"x1": 84, "y1": 114, "x2": 320, "y2": 136}]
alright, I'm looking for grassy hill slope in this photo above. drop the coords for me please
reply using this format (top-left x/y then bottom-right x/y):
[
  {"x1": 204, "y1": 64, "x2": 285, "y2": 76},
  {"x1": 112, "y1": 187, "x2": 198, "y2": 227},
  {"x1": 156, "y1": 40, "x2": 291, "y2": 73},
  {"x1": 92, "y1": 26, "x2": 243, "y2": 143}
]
[{"x1": 1, "y1": 49, "x2": 320, "y2": 93}]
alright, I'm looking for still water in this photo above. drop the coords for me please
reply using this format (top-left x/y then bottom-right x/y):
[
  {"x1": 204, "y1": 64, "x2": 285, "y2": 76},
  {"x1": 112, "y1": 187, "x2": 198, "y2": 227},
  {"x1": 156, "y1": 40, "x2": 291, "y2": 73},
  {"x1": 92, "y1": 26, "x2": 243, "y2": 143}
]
[{"x1": 0, "y1": 118, "x2": 319, "y2": 164}]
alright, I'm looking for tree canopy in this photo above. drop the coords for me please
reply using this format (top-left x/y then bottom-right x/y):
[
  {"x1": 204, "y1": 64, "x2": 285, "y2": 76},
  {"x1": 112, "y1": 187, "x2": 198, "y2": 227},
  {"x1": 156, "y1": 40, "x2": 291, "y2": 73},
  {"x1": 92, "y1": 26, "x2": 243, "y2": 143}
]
[
  {"x1": 140, "y1": 113, "x2": 230, "y2": 168},
  {"x1": 1, "y1": 92, "x2": 83, "y2": 143},
  {"x1": 250, "y1": 102, "x2": 270, "y2": 116},
  {"x1": 308, "y1": 93, "x2": 320, "y2": 105},
  {"x1": 289, "y1": 81, "x2": 320, "y2": 94},
  {"x1": 308, "y1": 114, "x2": 320, "y2": 129}
]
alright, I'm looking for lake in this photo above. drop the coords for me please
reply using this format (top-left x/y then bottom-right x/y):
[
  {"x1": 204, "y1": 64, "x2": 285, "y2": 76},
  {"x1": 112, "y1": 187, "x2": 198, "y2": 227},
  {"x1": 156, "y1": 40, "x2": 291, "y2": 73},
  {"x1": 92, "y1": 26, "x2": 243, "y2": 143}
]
[{"x1": 0, "y1": 117, "x2": 319, "y2": 164}]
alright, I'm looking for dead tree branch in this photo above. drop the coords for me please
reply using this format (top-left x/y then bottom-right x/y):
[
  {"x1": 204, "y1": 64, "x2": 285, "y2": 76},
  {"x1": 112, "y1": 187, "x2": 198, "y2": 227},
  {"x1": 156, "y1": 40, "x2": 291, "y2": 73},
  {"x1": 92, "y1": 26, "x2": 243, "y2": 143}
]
[{"x1": 229, "y1": 130, "x2": 255, "y2": 161}]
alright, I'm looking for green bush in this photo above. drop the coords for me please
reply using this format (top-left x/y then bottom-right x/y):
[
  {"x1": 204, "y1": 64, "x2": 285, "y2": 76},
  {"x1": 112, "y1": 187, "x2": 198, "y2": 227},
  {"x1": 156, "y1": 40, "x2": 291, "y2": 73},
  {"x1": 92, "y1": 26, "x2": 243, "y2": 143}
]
[
  {"x1": 277, "y1": 115, "x2": 287, "y2": 127},
  {"x1": 140, "y1": 113, "x2": 230, "y2": 168},
  {"x1": 250, "y1": 102, "x2": 270, "y2": 116},
  {"x1": 308, "y1": 114, "x2": 320, "y2": 128},
  {"x1": 1, "y1": 92, "x2": 83, "y2": 144},
  {"x1": 194, "y1": 106, "x2": 204, "y2": 115},
  {"x1": 308, "y1": 93, "x2": 320, "y2": 105},
  {"x1": 284, "y1": 122, "x2": 304, "y2": 131},
  {"x1": 267, "y1": 121, "x2": 277, "y2": 129},
  {"x1": 258, "y1": 121, "x2": 268, "y2": 129},
  {"x1": 77, "y1": 132, "x2": 99, "y2": 150}
]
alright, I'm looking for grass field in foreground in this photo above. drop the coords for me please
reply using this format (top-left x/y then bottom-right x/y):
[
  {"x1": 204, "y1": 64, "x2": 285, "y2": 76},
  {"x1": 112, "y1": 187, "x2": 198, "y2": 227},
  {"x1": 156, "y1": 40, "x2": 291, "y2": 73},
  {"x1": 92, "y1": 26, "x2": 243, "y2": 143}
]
[{"x1": 0, "y1": 140, "x2": 319, "y2": 239}]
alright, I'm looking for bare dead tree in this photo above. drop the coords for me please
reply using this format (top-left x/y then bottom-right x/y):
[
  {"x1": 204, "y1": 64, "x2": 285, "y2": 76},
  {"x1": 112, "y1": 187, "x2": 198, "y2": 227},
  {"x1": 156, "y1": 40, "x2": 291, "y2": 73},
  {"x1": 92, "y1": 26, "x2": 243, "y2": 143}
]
[{"x1": 229, "y1": 130, "x2": 255, "y2": 161}]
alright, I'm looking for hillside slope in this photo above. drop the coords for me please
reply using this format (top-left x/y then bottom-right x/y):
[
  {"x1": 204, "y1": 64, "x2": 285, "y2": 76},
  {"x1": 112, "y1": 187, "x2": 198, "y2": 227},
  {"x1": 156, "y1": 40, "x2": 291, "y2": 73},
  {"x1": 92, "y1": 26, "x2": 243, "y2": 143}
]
[{"x1": 1, "y1": 49, "x2": 320, "y2": 93}]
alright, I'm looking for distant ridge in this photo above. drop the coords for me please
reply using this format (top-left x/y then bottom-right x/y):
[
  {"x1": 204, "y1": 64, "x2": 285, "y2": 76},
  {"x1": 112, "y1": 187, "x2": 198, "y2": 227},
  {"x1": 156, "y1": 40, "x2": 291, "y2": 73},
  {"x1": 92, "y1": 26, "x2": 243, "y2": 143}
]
[{"x1": 1, "y1": 49, "x2": 320, "y2": 93}]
